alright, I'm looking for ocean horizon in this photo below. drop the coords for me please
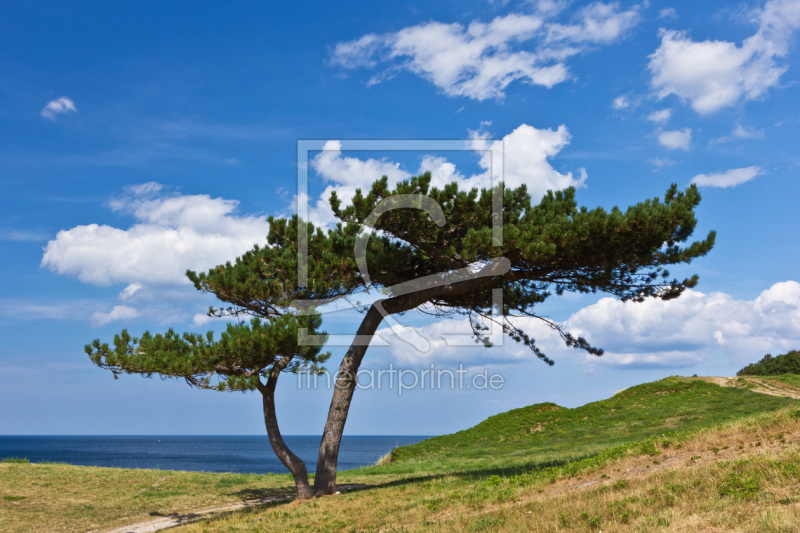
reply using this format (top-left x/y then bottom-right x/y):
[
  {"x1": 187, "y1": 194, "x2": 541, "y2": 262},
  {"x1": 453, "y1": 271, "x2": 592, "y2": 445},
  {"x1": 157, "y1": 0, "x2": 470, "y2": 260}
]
[{"x1": 0, "y1": 435, "x2": 433, "y2": 474}]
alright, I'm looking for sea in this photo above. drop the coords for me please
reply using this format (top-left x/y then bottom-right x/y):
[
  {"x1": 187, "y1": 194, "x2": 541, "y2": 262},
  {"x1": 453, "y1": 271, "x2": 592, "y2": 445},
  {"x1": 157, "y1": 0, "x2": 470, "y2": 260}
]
[{"x1": 0, "y1": 435, "x2": 431, "y2": 474}]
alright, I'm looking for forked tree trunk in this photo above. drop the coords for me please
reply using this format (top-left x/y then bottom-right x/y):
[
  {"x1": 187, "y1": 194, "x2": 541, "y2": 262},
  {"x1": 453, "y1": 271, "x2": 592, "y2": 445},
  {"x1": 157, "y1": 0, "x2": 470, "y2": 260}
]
[{"x1": 258, "y1": 362, "x2": 313, "y2": 500}]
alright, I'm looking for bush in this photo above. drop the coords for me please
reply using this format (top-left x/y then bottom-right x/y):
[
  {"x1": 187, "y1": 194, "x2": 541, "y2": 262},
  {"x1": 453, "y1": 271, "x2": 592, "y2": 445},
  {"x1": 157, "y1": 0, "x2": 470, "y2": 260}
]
[{"x1": 737, "y1": 350, "x2": 800, "y2": 376}]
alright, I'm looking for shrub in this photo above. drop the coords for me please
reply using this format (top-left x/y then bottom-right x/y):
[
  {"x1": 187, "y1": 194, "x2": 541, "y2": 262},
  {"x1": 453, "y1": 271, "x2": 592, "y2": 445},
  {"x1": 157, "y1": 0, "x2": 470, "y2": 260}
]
[{"x1": 738, "y1": 350, "x2": 800, "y2": 376}]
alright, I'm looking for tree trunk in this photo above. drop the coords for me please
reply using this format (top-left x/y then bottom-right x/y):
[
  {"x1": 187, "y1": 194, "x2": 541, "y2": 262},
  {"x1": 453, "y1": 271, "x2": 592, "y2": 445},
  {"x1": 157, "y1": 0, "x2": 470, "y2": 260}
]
[
  {"x1": 258, "y1": 363, "x2": 313, "y2": 500},
  {"x1": 313, "y1": 304, "x2": 384, "y2": 496},
  {"x1": 312, "y1": 261, "x2": 510, "y2": 496}
]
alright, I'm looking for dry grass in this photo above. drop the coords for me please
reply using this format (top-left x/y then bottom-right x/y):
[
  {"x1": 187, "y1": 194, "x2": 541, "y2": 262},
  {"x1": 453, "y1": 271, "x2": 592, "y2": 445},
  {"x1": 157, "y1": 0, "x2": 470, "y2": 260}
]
[
  {"x1": 4, "y1": 378, "x2": 799, "y2": 532},
  {"x1": 0, "y1": 464, "x2": 295, "y2": 533},
  {"x1": 170, "y1": 408, "x2": 800, "y2": 533}
]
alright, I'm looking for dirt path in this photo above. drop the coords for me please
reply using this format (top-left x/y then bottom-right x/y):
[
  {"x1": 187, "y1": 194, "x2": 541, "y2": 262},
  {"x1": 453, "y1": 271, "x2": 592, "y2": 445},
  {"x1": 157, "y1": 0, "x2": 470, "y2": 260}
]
[
  {"x1": 695, "y1": 375, "x2": 800, "y2": 400},
  {"x1": 103, "y1": 484, "x2": 370, "y2": 533}
]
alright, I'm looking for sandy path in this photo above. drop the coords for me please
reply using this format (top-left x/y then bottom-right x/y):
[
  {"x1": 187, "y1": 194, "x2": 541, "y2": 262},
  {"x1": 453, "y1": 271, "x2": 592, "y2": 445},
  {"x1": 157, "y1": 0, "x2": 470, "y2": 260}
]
[{"x1": 103, "y1": 484, "x2": 370, "y2": 533}]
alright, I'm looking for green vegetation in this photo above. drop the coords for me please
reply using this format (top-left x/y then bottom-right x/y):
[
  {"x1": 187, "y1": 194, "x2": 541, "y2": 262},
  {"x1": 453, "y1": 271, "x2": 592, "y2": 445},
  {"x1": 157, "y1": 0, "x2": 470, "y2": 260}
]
[
  {"x1": 3, "y1": 376, "x2": 799, "y2": 533},
  {"x1": 90, "y1": 176, "x2": 717, "y2": 497},
  {"x1": 0, "y1": 458, "x2": 29, "y2": 464},
  {"x1": 738, "y1": 350, "x2": 800, "y2": 375},
  {"x1": 0, "y1": 462, "x2": 297, "y2": 533},
  {"x1": 385, "y1": 377, "x2": 794, "y2": 471}
]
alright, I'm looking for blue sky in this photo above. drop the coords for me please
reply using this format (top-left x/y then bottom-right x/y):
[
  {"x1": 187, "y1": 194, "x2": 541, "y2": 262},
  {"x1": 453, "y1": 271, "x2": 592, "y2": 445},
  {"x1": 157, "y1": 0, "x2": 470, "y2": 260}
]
[{"x1": 2, "y1": 0, "x2": 800, "y2": 436}]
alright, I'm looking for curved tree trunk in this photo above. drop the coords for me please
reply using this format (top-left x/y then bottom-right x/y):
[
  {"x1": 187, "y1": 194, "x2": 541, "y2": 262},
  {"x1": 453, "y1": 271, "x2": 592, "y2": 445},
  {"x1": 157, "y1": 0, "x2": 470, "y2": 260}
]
[
  {"x1": 312, "y1": 262, "x2": 510, "y2": 496},
  {"x1": 258, "y1": 361, "x2": 313, "y2": 500},
  {"x1": 313, "y1": 305, "x2": 384, "y2": 496}
]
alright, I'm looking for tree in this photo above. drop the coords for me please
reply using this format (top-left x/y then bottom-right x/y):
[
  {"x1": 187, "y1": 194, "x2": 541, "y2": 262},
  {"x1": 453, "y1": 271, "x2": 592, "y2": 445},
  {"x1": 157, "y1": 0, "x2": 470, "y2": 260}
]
[
  {"x1": 85, "y1": 218, "x2": 363, "y2": 499},
  {"x1": 87, "y1": 174, "x2": 715, "y2": 499},
  {"x1": 309, "y1": 175, "x2": 715, "y2": 495},
  {"x1": 737, "y1": 350, "x2": 800, "y2": 376}
]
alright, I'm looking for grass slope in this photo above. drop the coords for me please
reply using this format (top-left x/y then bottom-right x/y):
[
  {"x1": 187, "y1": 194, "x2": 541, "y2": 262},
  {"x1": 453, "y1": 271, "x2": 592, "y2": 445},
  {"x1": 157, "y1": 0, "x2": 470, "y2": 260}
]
[
  {"x1": 2, "y1": 376, "x2": 798, "y2": 533},
  {"x1": 385, "y1": 377, "x2": 794, "y2": 471}
]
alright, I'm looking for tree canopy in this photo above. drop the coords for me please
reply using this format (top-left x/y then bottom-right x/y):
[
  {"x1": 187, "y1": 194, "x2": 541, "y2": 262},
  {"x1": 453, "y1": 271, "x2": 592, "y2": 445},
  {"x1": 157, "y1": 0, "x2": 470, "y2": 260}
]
[
  {"x1": 737, "y1": 350, "x2": 800, "y2": 376},
  {"x1": 85, "y1": 173, "x2": 715, "y2": 498}
]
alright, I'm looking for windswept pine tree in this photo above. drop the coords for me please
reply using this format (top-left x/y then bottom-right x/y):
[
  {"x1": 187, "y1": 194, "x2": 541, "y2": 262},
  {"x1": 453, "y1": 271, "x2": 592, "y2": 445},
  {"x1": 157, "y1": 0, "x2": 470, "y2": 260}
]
[
  {"x1": 87, "y1": 173, "x2": 715, "y2": 498},
  {"x1": 310, "y1": 175, "x2": 715, "y2": 495},
  {"x1": 85, "y1": 217, "x2": 363, "y2": 499}
]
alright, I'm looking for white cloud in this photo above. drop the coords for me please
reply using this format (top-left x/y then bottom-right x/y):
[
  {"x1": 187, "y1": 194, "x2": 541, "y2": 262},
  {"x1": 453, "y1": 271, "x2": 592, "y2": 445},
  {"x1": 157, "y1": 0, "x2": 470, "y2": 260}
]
[
  {"x1": 0, "y1": 228, "x2": 50, "y2": 242},
  {"x1": 367, "y1": 281, "x2": 800, "y2": 370},
  {"x1": 546, "y1": 2, "x2": 641, "y2": 44},
  {"x1": 41, "y1": 97, "x2": 77, "y2": 120},
  {"x1": 647, "y1": 108, "x2": 672, "y2": 124},
  {"x1": 330, "y1": 3, "x2": 642, "y2": 100},
  {"x1": 42, "y1": 183, "x2": 272, "y2": 287},
  {"x1": 91, "y1": 305, "x2": 139, "y2": 328},
  {"x1": 564, "y1": 281, "x2": 800, "y2": 368},
  {"x1": 305, "y1": 141, "x2": 413, "y2": 227},
  {"x1": 119, "y1": 283, "x2": 143, "y2": 300},
  {"x1": 690, "y1": 166, "x2": 762, "y2": 188},
  {"x1": 647, "y1": 157, "x2": 675, "y2": 167},
  {"x1": 658, "y1": 128, "x2": 692, "y2": 150},
  {"x1": 648, "y1": 0, "x2": 800, "y2": 114},
  {"x1": 304, "y1": 123, "x2": 586, "y2": 227},
  {"x1": 657, "y1": 8, "x2": 678, "y2": 21},
  {"x1": 469, "y1": 123, "x2": 587, "y2": 201},
  {"x1": 710, "y1": 124, "x2": 766, "y2": 144},
  {"x1": 732, "y1": 124, "x2": 765, "y2": 139},
  {"x1": 612, "y1": 95, "x2": 631, "y2": 109}
]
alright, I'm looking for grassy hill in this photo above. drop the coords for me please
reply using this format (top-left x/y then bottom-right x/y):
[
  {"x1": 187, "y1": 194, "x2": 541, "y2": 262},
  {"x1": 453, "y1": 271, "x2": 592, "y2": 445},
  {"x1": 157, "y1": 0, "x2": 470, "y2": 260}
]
[
  {"x1": 382, "y1": 377, "x2": 795, "y2": 471},
  {"x1": 3, "y1": 375, "x2": 800, "y2": 533}
]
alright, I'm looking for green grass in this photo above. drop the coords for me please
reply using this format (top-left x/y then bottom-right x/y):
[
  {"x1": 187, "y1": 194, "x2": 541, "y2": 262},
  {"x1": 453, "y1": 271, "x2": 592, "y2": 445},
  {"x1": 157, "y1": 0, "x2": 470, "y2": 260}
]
[
  {"x1": 2, "y1": 376, "x2": 799, "y2": 533},
  {"x1": 0, "y1": 458, "x2": 29, "y2": 464},
  {"x1": 380, "y1": 377, "x2": 795, "y2": 473},
  {"x1": 755, "y1": 374, "x2": 800, "y2": 389}
]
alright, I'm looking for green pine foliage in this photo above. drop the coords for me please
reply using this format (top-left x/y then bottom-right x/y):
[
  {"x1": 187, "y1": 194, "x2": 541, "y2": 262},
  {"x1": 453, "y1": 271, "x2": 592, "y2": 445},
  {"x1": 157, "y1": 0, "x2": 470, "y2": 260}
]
[
  {"x1": 332, "y1": 174, "x2": 715, "y2": 360},
  {"x1": 737, "y1": 350, "x2": 800, "y2": 376},
  {"x1": 85, "y1": 315, "x2": 329, "y2": 391}
]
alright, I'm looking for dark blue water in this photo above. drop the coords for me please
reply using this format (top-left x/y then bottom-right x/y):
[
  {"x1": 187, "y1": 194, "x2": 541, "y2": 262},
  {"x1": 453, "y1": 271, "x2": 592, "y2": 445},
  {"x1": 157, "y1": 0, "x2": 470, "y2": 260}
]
[{"x1": 0, "y1": 436, "x2": 431, "y2": 474}]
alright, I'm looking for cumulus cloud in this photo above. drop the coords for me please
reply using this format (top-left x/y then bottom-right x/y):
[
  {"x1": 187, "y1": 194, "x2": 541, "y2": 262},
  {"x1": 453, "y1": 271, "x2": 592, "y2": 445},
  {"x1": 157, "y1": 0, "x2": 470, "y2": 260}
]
[
  {"x1": 330, "y1": 3, "x2": 642, "y2": 100},
  {"x1": 90, "y1": 305, "x2": 138, "y2": 328},
  {"x1": 305, "y1": 141, "x2": 413, "y2": 227},
  {"x1": 383, "y1": 280, "x2": 800, "y2": 370},
  {"x1": 648, "y1": 0, "x2": 800, "y2": 114},
  {"x1": 565, "y1": 281, "x2": 800, "y2": 368},
  {"x1": 366, "y1": 281, "x2": 800, "y2": 370},
  {"x1": 305, "y1": 123, "x2": 586, "y2": 227},
  {"x1": 42, "y1": 183, "x2": 272, "y2": 287},
  {"x1": 545, "y1": 1, "x2": 641, "y2": 44},
  {"x1": 658, "y1": 128, "x2": 692, "y2": 150},
  {"x1": 469, "y1": 123, "x2": 587, "y2": 200},
  {"x1": 690, "y1": 166, "x2": 762, "y2": 188},
  {"x1": 41, "y1": 97, "x2": 77, "y2": 120}
]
